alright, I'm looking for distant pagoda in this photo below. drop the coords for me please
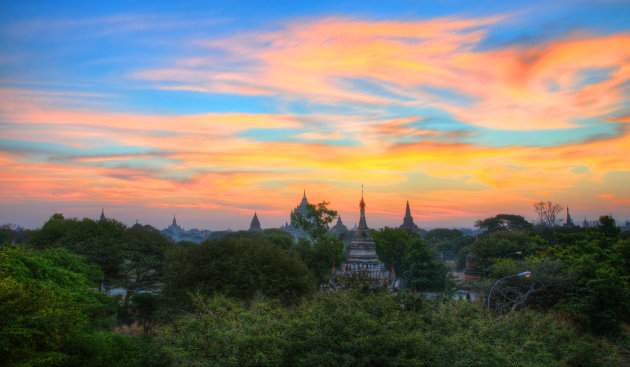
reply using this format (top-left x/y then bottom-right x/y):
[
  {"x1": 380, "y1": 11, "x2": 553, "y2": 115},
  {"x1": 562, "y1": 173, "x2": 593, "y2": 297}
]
[
  {"x1": 249, "y1": 212, "x2": 262, "y2": 232},
  {"x1": 99, "y1": 208, "x2": 106, "y2": 221},
  {"x1": 331, "y1": 216, "x2": 348, "y2": 234},
  {"x1": 564, "y1": 207, "x2": 575, "y2": 227},
  {"x1": 281, "y1": 190, "x2": 310, "y2": 237},
  {"x1": 398, "y1": 201, "x2": 421, "y2": 234},
  {"x1": 334, "y1": 189, "x2": 396, "y2": 286},
  {"x1": 346, "y1": 193, "x2": 379, "y2": 265},
  {"x1": 166, "y1": 215, "x2": 184, "y2": 233}
]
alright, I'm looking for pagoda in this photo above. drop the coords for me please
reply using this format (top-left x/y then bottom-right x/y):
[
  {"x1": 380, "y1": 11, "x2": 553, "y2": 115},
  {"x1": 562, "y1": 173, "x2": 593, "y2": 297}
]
[
  {"x1": 99, "y1": 208, "x2": 106, "y2": 221},
  {"x1": 563, "y1": 207, "x2": 575, "y2": 227},
  {"x1": 331, "y1": 216, "x2": 348, "y2": 234},
  {"x1": 249, "y1": 212, "x2": 262, "y2": 232},
  {"x1": 281, "y1": 190, "x2": 311, "y2": 237},
  {"x1": 399, "y1": 201, "x2": 421, "y2": 234},
  {"x1": 335, "y1": 190, "x2": 395, "y2": 285}
]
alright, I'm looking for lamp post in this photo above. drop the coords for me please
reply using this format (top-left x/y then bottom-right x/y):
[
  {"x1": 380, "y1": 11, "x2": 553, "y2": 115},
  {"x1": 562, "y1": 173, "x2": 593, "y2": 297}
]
[
  {"x1": 502, "y1": 251, "x2": 523, "y2": 258},
  {"x1": 487, "y1": 271, "x2": 531, "y2": 311}
]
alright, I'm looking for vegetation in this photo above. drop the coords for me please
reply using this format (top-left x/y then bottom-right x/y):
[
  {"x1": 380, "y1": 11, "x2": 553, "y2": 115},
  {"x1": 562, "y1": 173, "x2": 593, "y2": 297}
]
[
  {"x1": 157, "y1": 290, "x2": 620, "y2": 367},
  {"x1": 0, "y1": 246, "x2": 169, "y2": 367},
  {"x1": 163, "y1": 237, "x2": 316, "y2": 307},
  {"x1": 4, "y1": 207, "x2": 630, "y2": 365},
  {"x1": 373, "y1": 227, "x2": 452, "y2": 292},
  {"x1": 290, "y1": 201, "x2": 345, "y2": 282}
]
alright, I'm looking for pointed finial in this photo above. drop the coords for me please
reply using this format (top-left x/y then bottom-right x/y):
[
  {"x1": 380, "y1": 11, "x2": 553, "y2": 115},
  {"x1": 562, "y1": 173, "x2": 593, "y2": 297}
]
[{"x1": 303, "y1": 189, "x2": 306, "y2": 199}]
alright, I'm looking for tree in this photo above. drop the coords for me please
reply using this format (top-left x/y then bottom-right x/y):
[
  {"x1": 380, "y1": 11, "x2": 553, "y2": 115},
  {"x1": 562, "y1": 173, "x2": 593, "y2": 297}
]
[
  {"x1": 130, "y1": 293, "x2": 160, "y2": 335},
  {"x1": 471, "y1": 230, "x2": 546, "y2": 272},
  {"x1": 291, "y1": 201, "x2": 345, "y2": 282},
  {"x1": 424, "y1": 228, "x2": 473, "y2": 260},
  {"x1": 291, "y1": 201, "x2": 337, "y2": 242},
  {"x1": 372, "y1": 227, "x2": 413, "y2": 272},
  {"x1": 475, "y1": 214, "x2": 533, "y2": 234},
  {"x1": 28, "y1": 214, "x2": 127, "y2": 283},
  {"x1": 373, "y1": 228, "x2": 451, "y2": 292},
  {"x1": 0, "y1": 246, "x2": 113, "y2": 366},
  {"x1": 534, "y1": 201, "x2": 563, "y2": 227},
  {"x1": 163, "y1": 238, "x2": 316, "y2": 307},
  {"x1": 596, "y1": 215, "x2": 620, "y2": 239},
  {"x1": 403, "y1": 239, "x2": 452, "y2": 292},
  {"x1": 120, "y1": 224, "x2": 172, "y2": 303}
]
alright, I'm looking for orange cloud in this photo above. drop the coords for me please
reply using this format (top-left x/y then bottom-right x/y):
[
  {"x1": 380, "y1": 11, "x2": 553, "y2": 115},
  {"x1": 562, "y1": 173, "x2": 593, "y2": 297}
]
[{"x1": 133, "y1": 17, "x2": 630, "y2": 131}]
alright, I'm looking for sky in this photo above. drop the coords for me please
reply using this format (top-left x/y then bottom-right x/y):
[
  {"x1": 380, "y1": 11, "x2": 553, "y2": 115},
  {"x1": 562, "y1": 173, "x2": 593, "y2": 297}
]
[{"x1": 1, "y1": 0, "x2": 629, "y2": 230}]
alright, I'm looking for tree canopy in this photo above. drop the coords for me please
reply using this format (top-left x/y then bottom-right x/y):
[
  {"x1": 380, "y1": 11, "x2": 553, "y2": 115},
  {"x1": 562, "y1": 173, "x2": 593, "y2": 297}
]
[{"x1": 163, "y1": 237, "x2": 316, "y2": 306}]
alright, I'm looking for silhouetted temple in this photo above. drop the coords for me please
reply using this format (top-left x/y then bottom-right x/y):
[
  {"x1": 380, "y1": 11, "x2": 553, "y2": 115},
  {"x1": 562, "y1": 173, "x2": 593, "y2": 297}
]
[
  {"x1": 281, "y1": 190, "x2": 310, "y2": 236},
  {"x1": 399, "y1": 201, "x2": 421, "y2": 234},
  {"x1": 249, "y1": 212, "x2": 262, "y2": 232},
  {"x1": 160, "y1": 215, "x2": 211, "y2": 243},
  {"x1": 165, "y1": 215, "x2": 184, "y2": 234},
  {"x1": 99, "y1": 209, "x2": 106, "y2": 221},
  {"x1": 333, "y1": 191, "x2": 396, "y2": 286},
  {"x1": 331, "y1": 216, "x2": 348, "y2": 234},
  {"x1": 564, "y1": 207, "x2": 575, "y2": 227}
]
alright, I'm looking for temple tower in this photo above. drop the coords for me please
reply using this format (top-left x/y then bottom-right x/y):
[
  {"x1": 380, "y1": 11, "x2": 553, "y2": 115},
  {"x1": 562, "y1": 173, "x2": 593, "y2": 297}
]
[
  {"x1": 331, "y1": 216, "x2": 348, "y2": 234},
  {"x1": 332, "y1": 189, "x2": 396, "y2": 286},
  {"x1": 249, "y1": 212, "x2": 262, "y2": 232},
  {"x1": 399, "y1": 201, "x2": 421, "y2": 233},
  {"x1": 99, "y1": 209, "x2": 106, "y2": 221},
  {"x1": 564, "y1": 207, "x2": 575, "y2": 227},
  {"x1": 346, "y1": 192, "x2": 380, "y2": 266}
]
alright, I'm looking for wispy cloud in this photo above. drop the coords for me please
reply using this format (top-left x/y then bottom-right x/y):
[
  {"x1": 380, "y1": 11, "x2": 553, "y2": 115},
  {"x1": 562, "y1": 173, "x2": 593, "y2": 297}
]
[{"x1": 134, "y1": 16, "x2": 630, "y2": 131}]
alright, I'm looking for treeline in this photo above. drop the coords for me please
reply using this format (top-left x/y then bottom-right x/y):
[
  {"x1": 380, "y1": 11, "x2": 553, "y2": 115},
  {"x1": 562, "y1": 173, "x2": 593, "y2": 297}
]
[{"x1": 1, "y1": 207, "x2": 629, "y2": 366}]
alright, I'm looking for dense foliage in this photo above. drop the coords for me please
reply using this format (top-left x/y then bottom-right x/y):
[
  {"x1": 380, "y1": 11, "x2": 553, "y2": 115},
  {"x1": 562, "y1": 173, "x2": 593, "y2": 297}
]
[
  {"x1": 467, "y1": 215, "x2": 630, "y2": 336},
  {"x1": 27, "y1": 215, "x2": 172, "y2": 296},
  {"x1": 373, "y1": 227, "x2": 452, "y2": 292},
  {"x1": 163, "y1": 237, "x2": 316, "y2": 306},
  {"x1": 158, "y1": 290, "x2": 619, "y2": 367},
  {"x1": 6, "y1": 209, "x2": 630, "y2": 365},
  {"x1": 0, "y1": 246, "x2": 169, "y2": 367},
  {"x1": 290, "y1": 201, "x2": 346, "y2": 282}
]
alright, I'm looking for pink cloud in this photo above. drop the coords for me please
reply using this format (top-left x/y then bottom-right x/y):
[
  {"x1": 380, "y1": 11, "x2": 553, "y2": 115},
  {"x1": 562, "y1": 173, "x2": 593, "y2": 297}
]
[{"x1": 132, "y1": 16, "x2": 630, "y2": 131}]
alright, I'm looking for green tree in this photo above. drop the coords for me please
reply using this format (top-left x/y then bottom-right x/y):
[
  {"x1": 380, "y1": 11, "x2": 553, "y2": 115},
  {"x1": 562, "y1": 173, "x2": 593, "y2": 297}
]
[
  {"x1": 291, "y1": 201, "x2": 345, "y2": 282},
  {"x1": 0, "y1": 246, "x2": 113, "y2": 366},
  {"x1": 121, "y1": 224, "x2": 172, "y2": 303},
  {"x1": 471, "y1": 230, "x2": 546, "y2": 272},
  {"x1": 475, "y1": 214, "x2": 533, "y2": 234},
  {"x1": 424, "y1": 228, "x2": 474, "y2": 260},
  {"x1": 130, "y1": 293, "x2": 160, "y2": 335},
  {"x1": 373, "y1": 228, "x2": 451, "y2": 292},
  {"x1": 373, "y1": 226, "x2": 413, "y2": 272},
  {"x1": 28, "y1": 214, "x2": 127, "y2": 283},
  {"x1": 163, "y1": 238, "x2": 316, "y2": 307},
  {"x1": 403, "y1": 239, "x2": 451, "y2": 292}
]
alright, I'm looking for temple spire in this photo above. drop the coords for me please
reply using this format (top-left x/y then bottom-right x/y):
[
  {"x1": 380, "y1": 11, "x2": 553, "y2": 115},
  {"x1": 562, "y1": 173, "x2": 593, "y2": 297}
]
[
  {"x1": 172, "y1": 214, "x2": 177, "y2": 226},
  {"x1": 99, "y1": 208, "x2": 106, "y2": 221},
  {"x1": 399, "y1": 200, "x2": 420, "y2": 233},
  {"x1": 565, "y1": 206, "x2": 574, "y2": 226},
  {"x1": 249, "y1": 212, "x2": 262, "y2": 232}
]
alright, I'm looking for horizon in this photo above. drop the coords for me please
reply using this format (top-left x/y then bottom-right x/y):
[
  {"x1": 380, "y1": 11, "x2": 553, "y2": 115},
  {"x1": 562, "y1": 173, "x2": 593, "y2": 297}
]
[
  {"x1": 1, "y1": 1, "x2": 630, "y2": 230},
  {"x1": 6, "y1": 192, "x2": 627, "y2": 232}
]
